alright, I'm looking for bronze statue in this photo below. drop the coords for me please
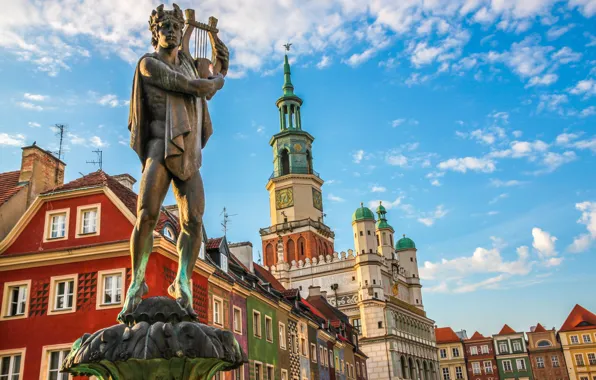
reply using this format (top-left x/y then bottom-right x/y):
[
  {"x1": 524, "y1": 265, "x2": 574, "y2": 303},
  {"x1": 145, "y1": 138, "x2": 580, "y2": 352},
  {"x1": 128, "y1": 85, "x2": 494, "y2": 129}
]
[{"x1": 119, "y1": 3, "x2": 228, "y2": 322}]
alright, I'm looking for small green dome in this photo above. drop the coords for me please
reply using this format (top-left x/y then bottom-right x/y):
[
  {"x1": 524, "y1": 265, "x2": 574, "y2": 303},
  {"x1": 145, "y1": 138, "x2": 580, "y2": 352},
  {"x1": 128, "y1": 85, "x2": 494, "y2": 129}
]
[
  {"x1": 396, "y1": 235, "x2": 416, "y2": 250},
  {"x1": 376, "y1": 219, "x2": 392, "y2": 229},
  {"x1": 376, "y1": 203, "x2": 386, "y2": 214},
  {"x1": 352, "y1": 203, "x2": 375, "y2": 222}
]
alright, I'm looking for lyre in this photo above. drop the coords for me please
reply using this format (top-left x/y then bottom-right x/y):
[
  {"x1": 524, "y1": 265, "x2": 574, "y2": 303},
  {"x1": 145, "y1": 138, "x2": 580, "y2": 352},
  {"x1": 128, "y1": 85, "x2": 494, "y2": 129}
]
[{"x1": 181, "y1": 9, "x2": 224, "y2": 78}]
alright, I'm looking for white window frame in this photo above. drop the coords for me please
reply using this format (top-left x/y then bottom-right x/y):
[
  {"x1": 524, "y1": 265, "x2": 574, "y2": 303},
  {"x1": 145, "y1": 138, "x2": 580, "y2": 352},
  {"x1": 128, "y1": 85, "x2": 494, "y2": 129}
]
[
  {"x1": 233, "y1": 306, "x2": 242, "y2": 334},
  {"x1": 265, "y1": 316, "x2": 273, "y2": 343},
  {"x1": 254, "y1": 361, "x2": 263, "y2": 380},
  {"x1": 499, "y1": 342, "x2": 509, "y2": 354},
  {"x1": 213, "y1": 296, "x2": 223, "y2": 327},
  {"x1": 551, "y1": 355, "x2": 560, "y2": 367},
  {"x1": 587, "y1": 353, "x2": 596, "y2": 365},
  {"x1": 279, "y1": 322, "x2": 286, "y2": 349},
  {"x1": 472, "y1": 362, "x2": 481, "y2": 375},
  {"x1": 455, "y1": 366, "x2": 463, "y2": 379},
  {"x1": 220, "y1": 254, "x2": 228, "y2": 272},
  {"x1": 452, "y1": 347, "x2": 460, "y2": 357},
  {"x1": 470, "y1": 346, "x2": 478, "y2": 355},
  {"x1": 481, "y1": 345, "x2": 489, "y2": 354},
  {"x1": 512, "y1": 341, "x2": 522, "y2": 352},
  {"x1": 442, "y1": 367, "x2": 451, "y2": 380},
  {"x1": 44, "y1": 208, "x2": 70, "y2": 242},
  {"x1": 536, "y1": 357, "x2": 544, "y2": 368},
  {"x1": 266, "y1": 364, "x2": 274, "y2": 380},
  {"x1": 440, "y1": 348, "x2": 447, "y2": 359},
  {"x1": 583, "y1": 334, "x2": 592, "y2": 343},
  {"x1": 503, "y1": 360, "x2": 512, "y2": 372},
  {"x1": 310, "y1": 343, "x2": 317, "y2": 363},
  {"x1": 281, "y1": 369, "x2": 288, "y2": 380},
  {"x1": 40, "y1": 343, "x2": 72, "y2": 380},
  {"x1": 575, "y1": 354, "x2": 585, "y2": 366},
  {"x1": 253, "y1": 310, "x2": 262, "y2": 338},
  {"x1": 484, "y1": 361, "x2": 493, "y2": 374},
  {"x1": 570, "y1": 335, "x2": 579, "y2": 344},
  {"x1": 75, "y1": 204, "x2": 101, "y2": 238},
  {"x1": 96, "y1": 269, "x2": 125, "y2": 310},
  {"x1": 1, "y1": 280, "x2": 31, "y2": 320},
  {"x1": 0, "y1": 348, "x2": 25, "y2": 380},
  {"x1": 516, "y1": 358, "x2": 526, "y2": 371},
  {"x1": 48, "y1": 275, "x2": 78, "y2": 316}
]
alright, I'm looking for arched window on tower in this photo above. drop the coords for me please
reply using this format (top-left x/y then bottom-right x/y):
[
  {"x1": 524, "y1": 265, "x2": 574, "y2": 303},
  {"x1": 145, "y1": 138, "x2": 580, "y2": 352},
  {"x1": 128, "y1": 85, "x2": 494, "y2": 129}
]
[
  {"x1": 287, "y1": 239, "x2": 296, "y2": 263},
  {"x1": 265, "y1": 243, "x2": 275, "y2": 266},
  {"x1": 298, "y1": 237, "x2": 306, "y2": 257},
  {"x1": 390, "y1": 233, "x2": 394, "y2": 247},
  {"x1": 382, "y1": 232, "x2": 387, "y2": 245},
  {"x1": 280, "y1": 149, "x2": 290, "y2": 176},
  {"x1": 306, "y1": 150, "x2": 312, "y2": 174}
]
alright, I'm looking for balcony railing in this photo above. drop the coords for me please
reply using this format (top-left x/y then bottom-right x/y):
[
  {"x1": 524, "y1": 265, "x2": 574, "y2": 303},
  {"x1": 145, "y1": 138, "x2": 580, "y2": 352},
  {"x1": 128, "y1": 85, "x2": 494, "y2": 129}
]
[
  {"x1": 270, "y1": 167, "x2": 321, "y2": 180},
  {"x1": 259, "y1": 218, "x2": 335, "y2": 238}
]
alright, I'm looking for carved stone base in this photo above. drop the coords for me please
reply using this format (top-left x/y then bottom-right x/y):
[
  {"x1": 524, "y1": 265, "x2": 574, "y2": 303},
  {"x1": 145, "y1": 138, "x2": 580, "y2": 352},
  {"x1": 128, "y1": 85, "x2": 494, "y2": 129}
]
[{"x1": 61, "y1": 297, "x2": 246, "y2": 380}]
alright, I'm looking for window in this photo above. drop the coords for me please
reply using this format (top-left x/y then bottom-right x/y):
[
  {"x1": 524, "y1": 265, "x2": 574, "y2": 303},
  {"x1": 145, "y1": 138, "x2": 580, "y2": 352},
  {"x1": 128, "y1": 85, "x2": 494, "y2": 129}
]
[
  {"x1": 537, "y1": 340, "x2": 552, "y2": 347},
  {"x1": 512, "y1": 341, "x2": 522, "y2": 351},
  {"x1": 163, "y1": 226, "x2": 175, "y2": 240},
  {"x1": 455, "y1": 366, "x2": 463, "y2": 379},
  {"x1": 290, "y1": 333, "x2": 297, "y2": 354},
  {"x1": 452, "y1": 347, "x2": 460, "y2": 357},
  {"x1": 516, "y1": 359, "x2": 526, "y2": 371},
  {"x1": 266, "y1": 365, "x2": 274, "y2": 380},
  {"x1": 551, "y1": 355, "x2": 560, "y2": 367},
  {"x1": 353, "y1": 318, "x2": 362, "y2": 334},
  {"x1": 96, "y1": 269, "x2": 124, "y2": 309},
  {"x1": 213, "y1": 297, "x2": 223, "y2": 326},
  {"x1": 45, "y1": 209, "x2": 69, "y2": 241},
  {"x1": 472, "y1": 362, "x2": 481, "y2": 375},
  {"x1": 588, "y1": 353, "x2": 596, "y2": 365},
  {"x1": 481, "y1": 345, "x2": 489, "y2": 354},
  {"x1": 484, "y1": 361, "x2": 493, "y2": 374},
  {"x1": 310, "y1": 343, "x2": 317, "y2": 363},
  {"x1": 254, "y1": 362, "x2": 263, "y2": 380},
  {"x1": 281, "y1": 369, "x2": 288, "y2": 380},
  {"x1": 583, "y1": 335, "x2": 592, "y2": 343},
  {"x1": 536, "y1": 357, "x2": 544, "y2": 368},
  {"x1": 442, "y1": 367, "x2": 450, "y2": 380},
  {"x1": 335, "y1": 356, "x2": 339, "y2": 370},
  {"x1": 76, "y1": 204, "x2": 101, "y2": 237},
  {"x1": 300, "y1": 336, "x2": 307, "y2": 356},
  {"x1": 0, "y1": 352, "x2": 22, "y2": 380},
  {"x1": 220, "y1": 254, "x2": 228, "y2": 273},
  {"x1": 325, "y1": 348, "x2": 330, "y2": 367},
  {"x1": 47, "y1": 349, "x2": 70, "y2": 380},
  {"x1": 2, "y1": 281, "x2": 30, "y2": 319},
  {"x1": 319, "y1": 346, "x2": 325, "y2": 366},
  {"x1": 265, "y1": 316, "x2": 273, "y2": 342},
  {"x1": 580, "y1": 377, "x2": 589, "y2": 380},
  {"x1": 279, "y1": 323, "x2": 286, "y2": 349},
  {"x1": 470, "y1": 346, "x2": 478, "y2": 355},
  {"x1": 440, "y1": 349, "x2": 447, "y2": 359},
  {"x1": 570, "y1": 335, "x2": 580, "y2": 344},
  {"x1": 340, "y1": 360, "x2": 344, "y2": 373},
  {"x1": 499, "y1": 342, "x2": 509, "y2": 354},
  {"x1": 253, "y1": 311, "x2": 261, "y2": 338},
  {"x1": 503, "y1": 360, "x2": 512, "y2": 372},
  {"x1": 359, "y1": 231, "x2": 363, "y2": 236},
  {"x1": 575, "y1": 354, "x2": 585, "y2": 366},
  {"x1": 233, "y1": 307, "x2": 242, "y2": 334},
  {"x1": 49, "y1": 275, "x2": 77, "y2": 315}
]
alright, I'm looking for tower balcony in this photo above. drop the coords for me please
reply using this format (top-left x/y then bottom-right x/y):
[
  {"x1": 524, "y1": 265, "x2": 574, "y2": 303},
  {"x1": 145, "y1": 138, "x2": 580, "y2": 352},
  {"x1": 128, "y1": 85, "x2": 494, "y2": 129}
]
[
  {"x1": 259, "y1": 217, "x2": 334, "y2": 238},
  {"x1": 270, "y1": 167, "x2": 320, "y2": 180}
]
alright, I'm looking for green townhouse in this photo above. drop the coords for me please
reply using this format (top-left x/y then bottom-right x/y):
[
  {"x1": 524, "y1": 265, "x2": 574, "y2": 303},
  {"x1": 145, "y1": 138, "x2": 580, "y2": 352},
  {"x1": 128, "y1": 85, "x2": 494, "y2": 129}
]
[{"x1": 493, "y1": 324, "x2": 534, "y2": 380}]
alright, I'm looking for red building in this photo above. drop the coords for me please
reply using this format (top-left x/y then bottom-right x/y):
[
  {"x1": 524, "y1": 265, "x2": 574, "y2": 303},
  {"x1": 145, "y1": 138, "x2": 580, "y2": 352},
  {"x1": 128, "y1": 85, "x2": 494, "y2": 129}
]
[
  {"x1": 0, "y1": 164, "x2": 214, "y2": 379},
  {"x1": 464, "y1": 332, "x2": 499, "y2": 380}
]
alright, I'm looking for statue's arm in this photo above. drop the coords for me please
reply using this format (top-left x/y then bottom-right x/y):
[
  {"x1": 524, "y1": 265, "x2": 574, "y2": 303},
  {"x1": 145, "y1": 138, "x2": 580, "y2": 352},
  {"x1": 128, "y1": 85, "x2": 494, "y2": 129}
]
[{"x1": 139, "y1": 56, "x2": 217, "y2": 97}]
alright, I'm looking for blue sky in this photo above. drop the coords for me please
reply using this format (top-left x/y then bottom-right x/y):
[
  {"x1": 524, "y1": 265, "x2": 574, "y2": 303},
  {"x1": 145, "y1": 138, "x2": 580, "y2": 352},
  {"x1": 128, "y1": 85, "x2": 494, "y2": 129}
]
[{"x1": 1, "y1": 0, "x2": 595, "y2": 336}]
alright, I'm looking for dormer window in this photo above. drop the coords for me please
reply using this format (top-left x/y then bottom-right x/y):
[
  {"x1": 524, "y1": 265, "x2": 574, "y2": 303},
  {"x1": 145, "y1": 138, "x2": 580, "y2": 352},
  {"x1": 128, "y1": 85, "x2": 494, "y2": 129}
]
[
  {"x1": 221, "y1": 254, "x2": 228, "y2": 272},
  {"x1": 163, "y1": 226, "x2": 175, "y2": 241},
  {"x1": 76, "y1": 204, "x2": 101, "y2": 238}
]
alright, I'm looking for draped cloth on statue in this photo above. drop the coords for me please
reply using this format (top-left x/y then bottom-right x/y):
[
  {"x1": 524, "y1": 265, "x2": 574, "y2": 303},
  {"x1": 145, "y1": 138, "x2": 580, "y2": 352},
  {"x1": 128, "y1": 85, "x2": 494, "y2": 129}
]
[{"x1": 128, "y1": 51, "x2": 213, "y2": 181}]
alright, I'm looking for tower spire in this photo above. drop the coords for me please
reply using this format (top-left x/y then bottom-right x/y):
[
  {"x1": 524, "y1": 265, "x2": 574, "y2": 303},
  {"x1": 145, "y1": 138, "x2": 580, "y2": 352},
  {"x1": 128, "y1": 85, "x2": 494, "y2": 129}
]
[
  {"x1": 282, "y1": 53, "x2": 295, "y2": 97},
  {"x1": 276, "y1": 43, "x2": 303, "y2": 131}
]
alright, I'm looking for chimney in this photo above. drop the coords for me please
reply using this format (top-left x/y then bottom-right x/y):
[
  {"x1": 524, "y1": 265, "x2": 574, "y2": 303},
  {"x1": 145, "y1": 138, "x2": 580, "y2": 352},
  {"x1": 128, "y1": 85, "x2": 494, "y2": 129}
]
[
  {"x1": 321, "y1": 290, "x2": 327, "y2": 299},
  {"x1": 112, "y1": 174, "x2": 137, "y2": 191},
  {"x1": 228, "y1": 241, "x2": 254, "y2": 273},
  {"x1": 19, "y1": 144, "x2": 65, "y2": 205},
  {"x1": 308, "y1": 285, "x2": 321, "y2": 298},
  {"x1": 164, "y1": 204, "x2": 179, "y2": 217}
]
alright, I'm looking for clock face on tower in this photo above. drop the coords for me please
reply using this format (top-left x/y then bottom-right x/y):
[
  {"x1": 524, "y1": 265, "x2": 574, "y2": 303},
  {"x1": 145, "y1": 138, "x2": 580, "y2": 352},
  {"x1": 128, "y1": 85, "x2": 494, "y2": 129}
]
[
  {"x1": 312, "y1": 188, "x2": 323, "y2": 211},
  {"x1": 276, "y1": 187, "x2": 294, "y2": 209}
]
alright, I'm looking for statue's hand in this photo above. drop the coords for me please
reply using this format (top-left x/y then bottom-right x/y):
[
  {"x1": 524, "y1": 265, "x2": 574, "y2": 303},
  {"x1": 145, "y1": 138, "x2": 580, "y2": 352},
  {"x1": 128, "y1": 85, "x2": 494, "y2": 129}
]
[
  {"x1": 213, "y1": 35, "x2": 229, "y2": 76},
  {"x1": 206, "y1": 73, "x2": 224, "y2": 100}
]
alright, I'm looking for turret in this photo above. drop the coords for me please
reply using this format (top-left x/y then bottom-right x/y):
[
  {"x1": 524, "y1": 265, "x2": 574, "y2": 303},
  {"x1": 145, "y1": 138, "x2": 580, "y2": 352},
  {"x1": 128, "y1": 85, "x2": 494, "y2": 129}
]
[
  {"x1": 352, "y1": 203, "x2": 377, "y2": 255},
  {"x1": 396, "y1": 235, "x2": 423, "y2": 309},
  {"x1": 375, "y1": 202, "x2": 395, "y2": 260}
]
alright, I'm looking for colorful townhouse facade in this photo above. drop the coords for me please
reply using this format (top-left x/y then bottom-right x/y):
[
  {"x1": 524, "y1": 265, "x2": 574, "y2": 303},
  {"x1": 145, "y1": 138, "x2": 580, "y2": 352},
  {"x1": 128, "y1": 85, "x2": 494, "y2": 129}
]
[
  {"x1": 436, "y1": 327, "x2": 468, "y2": 380},
  {"x1": 463, "y1": 331, "x2": 498, "y2": 380},
  {"x1": 493, "y1": 325, "x2": 533, "y2": 380},
  {"x1": 526, "y1": 323, "x2": 569, "y2": 380},
  {"x1": 559, "y1": 305, "x2": 596, "y2": 380}
]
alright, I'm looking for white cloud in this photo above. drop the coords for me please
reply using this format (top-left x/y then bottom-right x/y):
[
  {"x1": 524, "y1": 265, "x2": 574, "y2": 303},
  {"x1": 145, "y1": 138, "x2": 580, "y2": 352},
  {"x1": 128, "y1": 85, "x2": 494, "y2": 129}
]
[
  {"x1": 391, "y1": 118, "x2": 406, "y2": 128},
  {"x1": 453, "y1": 274, "x2": 506, "y2": 293},
  {"x1": 68, "y1": 133, "x2": 87, "y2": 145},
  {"x1": 24, "y1": 93, "x2": 47, "y2": 101},
  {"x1": 18, "y1": 102, "x2": 44, "y2": 111},
  {"x1": 368, "y1": 197, "x2": 403, "y2": 210},
  {"x1": 386, "y1": 153, "x2": 408, "y2": 167},
  {"x1": 489, "y1": 193, "x2": 509, "y2": 204},
  {"x1": 568, "y1": 201, "x2": 596, "y2": 253},
  {"x1": 547, "y1": 24, "x2": 574, "y2": 39},
  {"x1": 512, "y1": 130, "x2": 523, "y2": 138},
  {"x1": 28, "y1": 122, "x2": 41, "y2": 128},
  {"x1": 490, "y1": 179, "x2": 526, "y2": 187},
  {"x1": 580, "y1": 106, "x2": 596, "y2": 117},
  {"x1": 417, "y1": 205, "x2": 448, "y2": 226},
  {"x1": 535, "y1": 151, "x2": 577, "y2": 174},
  {"x1": 90, "y1": 136, "x2": 109, "y2": 148},
  {"x1": 552, "y1": 46, "x2": 582, "y2": 64},
  {"x1": 569, "y1": 79, "x2": 596, "y2": 98},
  {"x1": 0, "y1": 133, "x2": 26, "y2": 147},
  {"x1": 353, "y1": 150, "x2": 365, "y2": 164},
  {"x1": 96, "y1": 94, "x2": 128, "y2": 107},
  {"x1": 555, "y1": 132, "x2": 580, "y2": 145},
  {"x1": 316, "y1": 55, "x2": 332, "y2": 69},
  {"x1": 526, "y1": 73, "x2": 558, "y2": 87},
  {"x1": 327, "y1": 194, "x2": 345, "y2": 203},
  {"x1": 537, "y1": 93, "x2": 569, "y2": 113},
  {"x1": 532, "y1": 227, "x2": 557, "y2": 259},
  {"x1": 371, "y1": 185, "x2": 386, "y2": 193},
  {"x1": 438, "y1": 157, "x2": 496, "y2": 173},
  {"x1": 573, "y1": 137, "x2": 596, "y2": 152},
  {"x1": 430, "y1": 179, "x2": 441, "y2": 187}
]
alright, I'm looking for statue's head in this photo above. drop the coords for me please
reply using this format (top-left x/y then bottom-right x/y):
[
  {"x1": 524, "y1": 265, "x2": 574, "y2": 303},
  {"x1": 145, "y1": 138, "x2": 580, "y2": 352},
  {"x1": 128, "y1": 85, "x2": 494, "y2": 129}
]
[{"x1": 149, "y1": 4, "x2": 185, "y2": 50}]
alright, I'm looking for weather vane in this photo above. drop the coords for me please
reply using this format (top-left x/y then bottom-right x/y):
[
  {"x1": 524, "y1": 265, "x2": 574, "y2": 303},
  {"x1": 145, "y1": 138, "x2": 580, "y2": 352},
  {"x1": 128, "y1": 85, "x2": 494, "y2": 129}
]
[{"x1": 283, "y1": 42, "x2": 292, "y2": 52}]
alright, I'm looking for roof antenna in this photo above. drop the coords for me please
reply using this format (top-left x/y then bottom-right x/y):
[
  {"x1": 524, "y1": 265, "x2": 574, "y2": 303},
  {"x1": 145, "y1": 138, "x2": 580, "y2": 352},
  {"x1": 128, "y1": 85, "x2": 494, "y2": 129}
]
[
  {"x1": 86, "y1": 149, "x2": 103, "y2": 171},
  {"x1": 52, "y1": 123, "x2": 68, "y2": 184},
  {"x1": 257, "y1": 250, "x2": 262, "y2": 265},
  {"x1": 220, "y1": 206, "x2": 237, "y2": 236}
]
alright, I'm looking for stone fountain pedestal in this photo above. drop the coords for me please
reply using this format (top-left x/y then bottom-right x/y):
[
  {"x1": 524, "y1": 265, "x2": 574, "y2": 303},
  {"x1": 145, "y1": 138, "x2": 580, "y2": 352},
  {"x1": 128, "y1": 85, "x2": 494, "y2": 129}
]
[{"x1": 61, "y1": 297, "x2": 246, "y2": 380}]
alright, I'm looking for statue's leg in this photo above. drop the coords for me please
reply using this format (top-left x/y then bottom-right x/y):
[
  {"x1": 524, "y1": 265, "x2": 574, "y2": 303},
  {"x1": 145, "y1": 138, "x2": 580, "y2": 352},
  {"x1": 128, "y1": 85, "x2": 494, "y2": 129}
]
[
  {"x1": 118, "y1": 139, "x2": 171, "y2": 322},
  {"x1": 170, "y1": 170, "x2": 204, "y2": 317}
]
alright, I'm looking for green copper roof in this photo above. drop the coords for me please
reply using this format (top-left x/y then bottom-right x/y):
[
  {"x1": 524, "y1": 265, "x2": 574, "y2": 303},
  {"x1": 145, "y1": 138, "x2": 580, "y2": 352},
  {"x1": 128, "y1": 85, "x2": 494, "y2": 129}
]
[
  {"x1": 352, "y1": 203, "x2": 375, "y2": 222},
  {"x1": 375, "y1": 201, "x2": 393, "y2": 230},
  {"x1": 396, "y1": 235, "x2": 416, "y2": 250},
  {"x1": 282, "y1": 54, "x2": 295, "y2": 97}
]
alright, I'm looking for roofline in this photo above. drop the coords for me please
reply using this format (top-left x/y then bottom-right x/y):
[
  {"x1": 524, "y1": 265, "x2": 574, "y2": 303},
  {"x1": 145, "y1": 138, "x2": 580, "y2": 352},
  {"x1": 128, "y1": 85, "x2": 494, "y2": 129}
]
[{"x1": 22, "y1": 144, "x2": 66, "y2": 166}]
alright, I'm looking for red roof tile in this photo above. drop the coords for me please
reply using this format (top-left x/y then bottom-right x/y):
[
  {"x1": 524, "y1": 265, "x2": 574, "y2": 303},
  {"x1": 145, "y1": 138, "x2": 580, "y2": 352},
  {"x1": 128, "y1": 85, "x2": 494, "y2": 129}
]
[
  {"x1": 435, "y1": 327, "x2": 461, "y2": 343},
  {"x1": 533, "y1": 323, "x2": 547, "y2": 333},
  {"x1": 301, "y1": 299, "x2": 326, "y2": 320},
  {"x1": 560, "y1": 304, "x2": 596, "y2": 332},
  {"x1": 497, "y1": 324, "x2": 517, "y2": 335},
  {"x1": 468, "y1": 331, "x2": 488, "y2": 341},
  {"x1": 0, "y1": 171, "x2": 24, "y2": 207},
  {"x1": 206, "y1": 237, "x2": 223, "y2": 250},
  {"x1": 253, "y1": 263, "x2": 286, "y2": 292}
]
